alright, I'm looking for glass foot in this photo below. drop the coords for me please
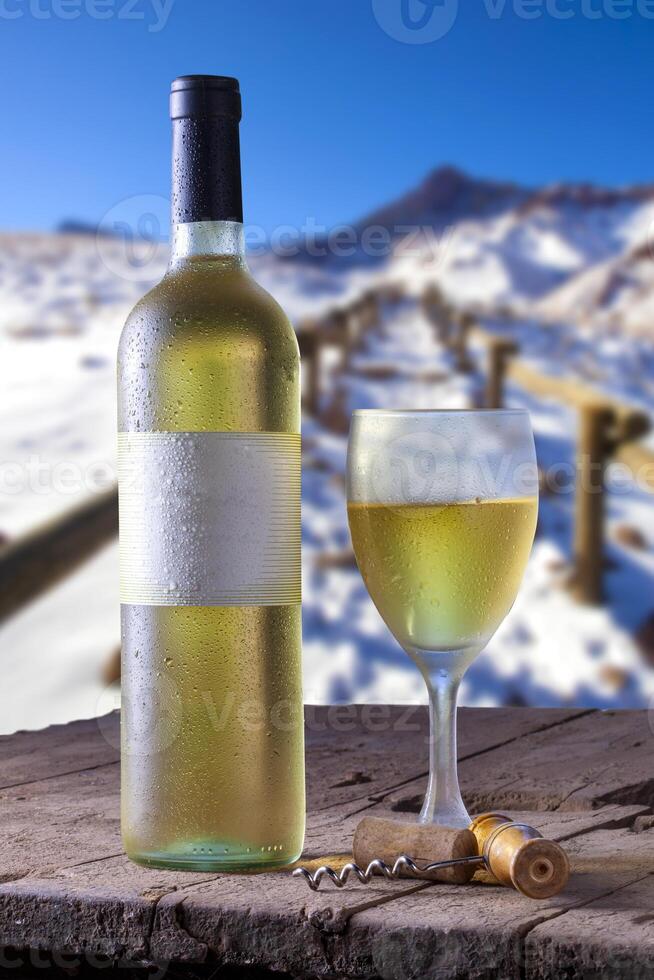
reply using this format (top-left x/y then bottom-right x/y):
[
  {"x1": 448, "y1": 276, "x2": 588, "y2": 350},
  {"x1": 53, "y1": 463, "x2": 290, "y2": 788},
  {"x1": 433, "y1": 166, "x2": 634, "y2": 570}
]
[{"x1": 417, "y1": 797, "x2": 471, "y2": 829}]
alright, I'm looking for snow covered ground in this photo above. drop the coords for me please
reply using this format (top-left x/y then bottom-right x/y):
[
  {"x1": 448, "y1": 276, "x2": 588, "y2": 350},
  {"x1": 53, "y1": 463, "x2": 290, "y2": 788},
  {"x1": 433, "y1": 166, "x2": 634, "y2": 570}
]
[{"x1": 1, "y1": 209, "x2": 654, "y2": 734}]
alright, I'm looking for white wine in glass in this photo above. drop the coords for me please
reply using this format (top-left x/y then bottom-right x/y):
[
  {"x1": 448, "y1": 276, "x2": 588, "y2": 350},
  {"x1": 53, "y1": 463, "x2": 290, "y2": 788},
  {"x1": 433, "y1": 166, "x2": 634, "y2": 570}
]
[{"x1": 347, "y1": 409, "x2": 538, "y2": 828}]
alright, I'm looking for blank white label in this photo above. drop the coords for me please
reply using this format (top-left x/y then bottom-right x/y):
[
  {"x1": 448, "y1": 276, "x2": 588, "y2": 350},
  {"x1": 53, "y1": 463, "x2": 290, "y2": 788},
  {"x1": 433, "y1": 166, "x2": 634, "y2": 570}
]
[{"x1": 118, "y1": 432, "x2": 301, "y2": 606}]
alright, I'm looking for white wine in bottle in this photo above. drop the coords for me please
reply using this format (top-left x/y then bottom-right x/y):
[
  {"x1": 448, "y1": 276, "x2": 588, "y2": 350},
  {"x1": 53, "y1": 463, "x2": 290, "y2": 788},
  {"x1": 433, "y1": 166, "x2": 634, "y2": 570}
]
[{"x1": 117, "y1": 76, "x2": 304, "y2": 871}]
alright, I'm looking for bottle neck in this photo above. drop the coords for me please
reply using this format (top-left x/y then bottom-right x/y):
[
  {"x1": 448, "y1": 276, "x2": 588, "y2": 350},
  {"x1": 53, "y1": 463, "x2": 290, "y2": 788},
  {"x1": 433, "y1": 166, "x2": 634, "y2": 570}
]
[
  {"x1": 169, "y1": 113, "x2": 245, "y2": 268},
  {"x1": 171, "y1": 114, "x2": 243, "y2": 225},
  {"x1": 169, "y1": 219, "x2": 246, "y2": 267}
]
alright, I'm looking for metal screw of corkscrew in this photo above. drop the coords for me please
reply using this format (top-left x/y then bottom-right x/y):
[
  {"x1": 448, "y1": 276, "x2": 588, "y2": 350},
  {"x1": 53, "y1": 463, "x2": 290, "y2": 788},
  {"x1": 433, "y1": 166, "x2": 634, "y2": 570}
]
[{"x1": 293, "y1": 853, "x2": 482, "y2": 891}]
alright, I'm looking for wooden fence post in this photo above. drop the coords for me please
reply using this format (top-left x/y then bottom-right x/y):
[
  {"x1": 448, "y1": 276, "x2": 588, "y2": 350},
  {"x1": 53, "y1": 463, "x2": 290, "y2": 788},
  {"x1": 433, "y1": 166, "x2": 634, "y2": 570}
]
[
  {"x1": 452, "y1": 313, "x2": 474, "y2": 373},
  {"x1": 421, "y1": 284, "x2": 443, "y2": 319},
  {"x1": 339, "y1": 294, "x2": 378, "y2": 361},
  {"x1": 306, "y1": 335, "x2": 322, "y2": 416},
  {"x1": 343, "y1": 307, "x2": 361, "y2": 355},
  {"x1": 326, "y1": 309, "x2": 352, "y2": 370},
  {"x1": 422, "y1": 284, "x2": 452, "y2": 344},
  {"x1": 362, "y1": 290, "x2": 380, "y2": 331},
  {"x1": 327, "y1": 308, "x2": 347, "y2": 340},
  {"x1": 297, "y1": 321, "x2": 321, "y2": 416},
  {"x1": 485, "y1": 337, "x2": 518, "y2": 409},
  {"x1": 573, "y1": 403, "x2": 615, "y2": 605},
  {"x1": 381, "y1": 282, "x2": 405, "y2": 305},
  {"x1": 572, "y1": 403, "x2": 649, "y2": 604}
]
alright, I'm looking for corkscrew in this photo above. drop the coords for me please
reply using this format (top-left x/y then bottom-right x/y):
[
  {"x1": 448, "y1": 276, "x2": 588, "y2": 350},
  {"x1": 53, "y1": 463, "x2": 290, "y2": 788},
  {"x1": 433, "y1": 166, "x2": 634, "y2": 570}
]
[
  {"x1": 293, "y1": 813, "x2": 570, "y2": 900},
  {"x1": 293, "y1": 853, "x2": 481, "y2": 891}
]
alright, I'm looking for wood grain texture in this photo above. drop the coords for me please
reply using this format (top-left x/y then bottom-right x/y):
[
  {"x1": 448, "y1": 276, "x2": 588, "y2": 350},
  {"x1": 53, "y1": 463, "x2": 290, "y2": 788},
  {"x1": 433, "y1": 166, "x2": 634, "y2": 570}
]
[
  {"x1": 381, "y1": 708, "x2": 654, "y2": 815},
  {"x1": 0, "y1": 706, "x2": 652, "y2": 979}
]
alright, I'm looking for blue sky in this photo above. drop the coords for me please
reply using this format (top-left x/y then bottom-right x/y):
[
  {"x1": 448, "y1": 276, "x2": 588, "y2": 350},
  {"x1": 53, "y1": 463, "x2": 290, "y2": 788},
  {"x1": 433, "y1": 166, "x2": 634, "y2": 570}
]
[{"x1": 1, "y1": 0, "x2": 652, "y2": 232}]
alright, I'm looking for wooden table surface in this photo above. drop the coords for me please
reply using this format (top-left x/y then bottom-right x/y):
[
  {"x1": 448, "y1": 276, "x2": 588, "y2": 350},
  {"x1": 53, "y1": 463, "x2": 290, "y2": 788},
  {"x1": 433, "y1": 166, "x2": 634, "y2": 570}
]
[{"x1": 1, "y1": 706, "x2": 653, "y2": 979}]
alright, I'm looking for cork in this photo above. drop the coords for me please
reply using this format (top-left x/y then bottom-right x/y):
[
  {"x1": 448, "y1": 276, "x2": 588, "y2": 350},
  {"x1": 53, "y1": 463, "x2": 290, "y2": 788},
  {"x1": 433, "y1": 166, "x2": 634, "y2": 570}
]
[{"x1": 352, "y1": 815, "x2": 478, "y2": 884}]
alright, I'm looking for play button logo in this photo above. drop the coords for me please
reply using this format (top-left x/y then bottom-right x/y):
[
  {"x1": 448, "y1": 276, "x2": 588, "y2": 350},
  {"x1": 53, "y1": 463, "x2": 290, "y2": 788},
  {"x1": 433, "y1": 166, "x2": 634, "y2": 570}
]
[{"x1": 372, "y1": 0, "x2": 459, "y2": 42}]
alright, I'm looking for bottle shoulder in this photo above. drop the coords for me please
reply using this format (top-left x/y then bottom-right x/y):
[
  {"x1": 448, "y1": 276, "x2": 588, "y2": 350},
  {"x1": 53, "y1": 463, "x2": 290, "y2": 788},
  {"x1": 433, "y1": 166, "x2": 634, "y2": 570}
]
[
  {"x1": 117, "y1": 260, "x2": 300, "y2": 433},
  {"x1": 119, "y1": 262, "x2": 297, "y2": 358}
]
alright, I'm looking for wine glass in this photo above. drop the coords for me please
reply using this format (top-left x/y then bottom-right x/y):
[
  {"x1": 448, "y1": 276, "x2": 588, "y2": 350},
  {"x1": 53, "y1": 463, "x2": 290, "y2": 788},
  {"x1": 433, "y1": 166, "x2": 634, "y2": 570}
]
[{"x1": 346, "y1": 409, "x2": 538, "y2": 828}]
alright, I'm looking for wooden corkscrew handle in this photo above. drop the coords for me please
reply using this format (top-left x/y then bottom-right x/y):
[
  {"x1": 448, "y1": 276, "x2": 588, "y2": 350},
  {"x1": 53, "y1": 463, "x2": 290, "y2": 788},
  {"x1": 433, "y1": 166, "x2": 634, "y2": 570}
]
[{"x1": 469, "y1": 813, "x2": 570, "y2": 899}]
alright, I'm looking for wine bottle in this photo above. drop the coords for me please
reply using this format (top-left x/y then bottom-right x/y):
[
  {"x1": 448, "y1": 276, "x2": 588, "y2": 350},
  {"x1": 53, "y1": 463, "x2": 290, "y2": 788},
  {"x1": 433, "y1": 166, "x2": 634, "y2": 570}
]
[{"x1": 117, "y1": 76, "x2": 305, "y2": 871}]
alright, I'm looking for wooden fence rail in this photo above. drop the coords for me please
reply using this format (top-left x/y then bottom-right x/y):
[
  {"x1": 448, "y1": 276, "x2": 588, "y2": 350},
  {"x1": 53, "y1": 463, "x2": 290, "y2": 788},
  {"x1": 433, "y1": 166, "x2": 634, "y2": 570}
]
[
  {"x1": 615, "y1": 441, "x2": 654, "y2": 493},
  {"x1": 0, "y1": 486, "x2": 118, "y2": 624},
  {"x1": 478, "y1": 337, "x2": 651, "y2": 443}
]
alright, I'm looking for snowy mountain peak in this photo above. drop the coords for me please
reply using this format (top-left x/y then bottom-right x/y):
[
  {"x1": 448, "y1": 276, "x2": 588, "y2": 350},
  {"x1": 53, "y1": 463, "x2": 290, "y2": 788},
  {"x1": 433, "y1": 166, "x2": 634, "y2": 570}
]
[{"x1": 356, "y1": 164, "x2": 527, "y2": 233}]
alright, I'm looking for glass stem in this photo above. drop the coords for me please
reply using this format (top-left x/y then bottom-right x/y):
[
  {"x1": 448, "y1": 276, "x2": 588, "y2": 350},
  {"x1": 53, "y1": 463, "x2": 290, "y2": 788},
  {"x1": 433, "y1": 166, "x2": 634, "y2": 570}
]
[{"x1": 410, "y1": 649, "x2": 478, "y2": 829}]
